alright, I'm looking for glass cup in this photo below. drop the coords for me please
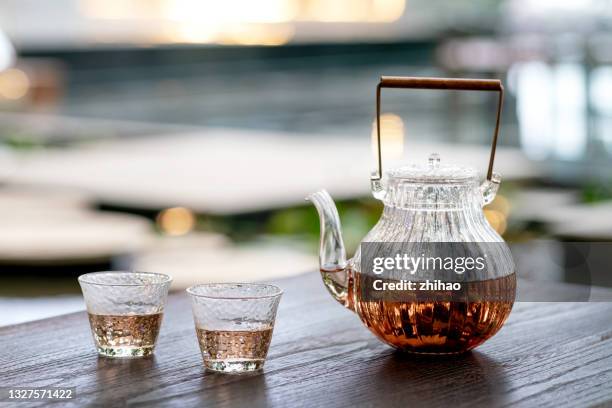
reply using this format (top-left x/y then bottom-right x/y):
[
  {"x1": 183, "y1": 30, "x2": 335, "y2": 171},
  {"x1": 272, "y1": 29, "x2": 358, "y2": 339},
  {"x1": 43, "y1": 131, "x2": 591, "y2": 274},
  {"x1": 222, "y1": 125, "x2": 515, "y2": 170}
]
[
  {"x1": 78, "y1": 271, "x2": 172, "y2": 358},
  {"x1": 187, "y1": 283, "x2": 283, "y2": 373}
]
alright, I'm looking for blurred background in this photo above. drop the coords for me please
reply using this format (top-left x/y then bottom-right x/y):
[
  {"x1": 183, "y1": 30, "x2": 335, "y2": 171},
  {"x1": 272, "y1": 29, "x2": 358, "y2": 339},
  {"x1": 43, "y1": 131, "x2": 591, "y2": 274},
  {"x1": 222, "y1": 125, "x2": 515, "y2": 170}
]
[{"x1": 1, "y1": 0, "x2": 612, "y2": 325}]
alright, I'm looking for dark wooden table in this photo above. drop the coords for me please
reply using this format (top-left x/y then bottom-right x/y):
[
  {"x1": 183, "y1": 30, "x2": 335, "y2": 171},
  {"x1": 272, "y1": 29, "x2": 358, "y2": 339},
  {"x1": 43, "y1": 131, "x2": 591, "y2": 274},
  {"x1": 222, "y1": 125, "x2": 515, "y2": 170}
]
[{"x1": 2, "y1": 272, "x2": 612, "y2": 408}]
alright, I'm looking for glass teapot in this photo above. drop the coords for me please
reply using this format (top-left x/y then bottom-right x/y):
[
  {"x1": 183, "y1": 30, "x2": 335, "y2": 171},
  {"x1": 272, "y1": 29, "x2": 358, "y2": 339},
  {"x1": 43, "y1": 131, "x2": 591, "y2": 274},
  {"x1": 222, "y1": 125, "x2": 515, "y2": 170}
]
[{"x1": 308, "y1": 77, "x2": 516, "y2": 354}]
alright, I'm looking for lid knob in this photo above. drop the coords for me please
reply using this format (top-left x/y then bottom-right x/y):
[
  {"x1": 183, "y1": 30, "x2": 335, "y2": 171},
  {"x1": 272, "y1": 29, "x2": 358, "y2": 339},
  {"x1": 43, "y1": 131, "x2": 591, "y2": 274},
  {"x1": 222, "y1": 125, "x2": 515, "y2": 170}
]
[{"x1": 428, "y1": 153, "x2": 441, "y2": 170}]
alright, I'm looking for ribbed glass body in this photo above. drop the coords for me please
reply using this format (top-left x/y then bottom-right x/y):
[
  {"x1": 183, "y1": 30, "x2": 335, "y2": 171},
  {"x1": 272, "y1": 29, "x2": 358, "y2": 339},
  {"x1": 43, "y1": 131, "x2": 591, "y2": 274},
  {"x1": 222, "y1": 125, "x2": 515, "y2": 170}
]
[
  {"x1": 352, "y1": 178, "x2": 514, "y2": 278},
  {"x1": 348, "y1": 177, "x2": 516, "y2": 354}
]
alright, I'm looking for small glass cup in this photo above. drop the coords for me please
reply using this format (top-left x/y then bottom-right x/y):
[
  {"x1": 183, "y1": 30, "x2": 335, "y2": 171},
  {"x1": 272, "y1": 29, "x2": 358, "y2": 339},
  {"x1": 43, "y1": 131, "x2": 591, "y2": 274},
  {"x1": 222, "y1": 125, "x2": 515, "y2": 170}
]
[
  {"x1": 187, "y1": 283, "x2": 282, "y2": 374},
  {"x1": 78, "y1": 271, "x2": 172, "y2": 358}
]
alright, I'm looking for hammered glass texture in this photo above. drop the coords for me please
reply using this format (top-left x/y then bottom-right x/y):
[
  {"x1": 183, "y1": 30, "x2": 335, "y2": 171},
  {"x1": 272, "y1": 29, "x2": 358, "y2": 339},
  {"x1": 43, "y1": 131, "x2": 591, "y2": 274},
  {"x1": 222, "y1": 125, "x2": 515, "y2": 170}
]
[
  {"x1": 79, "y1": 272, "x2": 171, "y2": 315},
  {"x1": 188, "y1": 284, "x2": 282, "y2": 331}
]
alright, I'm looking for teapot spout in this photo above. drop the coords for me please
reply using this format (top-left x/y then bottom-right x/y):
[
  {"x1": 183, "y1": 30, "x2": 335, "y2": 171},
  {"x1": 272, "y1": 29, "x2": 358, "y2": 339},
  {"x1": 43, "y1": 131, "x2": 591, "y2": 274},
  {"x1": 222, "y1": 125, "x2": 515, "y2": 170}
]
[
  {"x1": 306, "y1": 190, "x2": 352, "y2": 309},
  {"x1": 306, "y1": 190, "x2": 347, "y2": 272}
]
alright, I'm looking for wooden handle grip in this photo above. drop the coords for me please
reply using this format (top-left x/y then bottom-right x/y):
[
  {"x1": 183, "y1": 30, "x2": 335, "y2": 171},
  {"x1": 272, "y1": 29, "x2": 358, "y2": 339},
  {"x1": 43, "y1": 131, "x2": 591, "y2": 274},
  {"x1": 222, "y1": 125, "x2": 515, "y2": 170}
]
[{"x1": 379, "y1": 76, "x2": 502, "y2": 91}]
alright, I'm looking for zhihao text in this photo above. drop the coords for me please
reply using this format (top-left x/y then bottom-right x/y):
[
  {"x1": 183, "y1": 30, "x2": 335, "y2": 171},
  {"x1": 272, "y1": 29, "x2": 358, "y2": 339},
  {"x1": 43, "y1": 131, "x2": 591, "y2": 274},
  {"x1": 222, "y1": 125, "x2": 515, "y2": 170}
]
[{"x1": 373, "y1": 279, "x2": 462, "y2": 291}]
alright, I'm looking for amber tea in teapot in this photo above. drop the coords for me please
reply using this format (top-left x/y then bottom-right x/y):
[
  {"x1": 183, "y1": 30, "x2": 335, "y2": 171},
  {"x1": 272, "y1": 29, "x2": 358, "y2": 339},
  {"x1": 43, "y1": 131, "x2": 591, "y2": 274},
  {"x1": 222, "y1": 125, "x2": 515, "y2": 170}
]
[
  {"x1": 354, "y1": 273, "x2": 515, "y2": 353},
  {"x1": 310, "y1": 77, "x2": 516, "y2": 354}
]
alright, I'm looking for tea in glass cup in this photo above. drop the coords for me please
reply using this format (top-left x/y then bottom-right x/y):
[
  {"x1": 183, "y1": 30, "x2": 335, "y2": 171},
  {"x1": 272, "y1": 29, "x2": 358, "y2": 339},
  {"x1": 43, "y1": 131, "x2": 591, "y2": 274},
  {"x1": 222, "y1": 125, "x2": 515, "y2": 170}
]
[
  {"x1": 78, "y1": 271, "x2": 172, "y2": 358},
  {"x1": 187, "y1": 283, "x2": 282, "y2": 373}
]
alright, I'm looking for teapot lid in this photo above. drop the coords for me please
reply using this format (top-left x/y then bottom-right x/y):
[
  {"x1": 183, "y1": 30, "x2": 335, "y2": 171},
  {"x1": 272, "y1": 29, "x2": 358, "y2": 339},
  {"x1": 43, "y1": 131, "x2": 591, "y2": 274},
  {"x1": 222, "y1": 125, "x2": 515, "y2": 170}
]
[{"x1": 387, "y1": 153, "x2": 477, "y2": 184}]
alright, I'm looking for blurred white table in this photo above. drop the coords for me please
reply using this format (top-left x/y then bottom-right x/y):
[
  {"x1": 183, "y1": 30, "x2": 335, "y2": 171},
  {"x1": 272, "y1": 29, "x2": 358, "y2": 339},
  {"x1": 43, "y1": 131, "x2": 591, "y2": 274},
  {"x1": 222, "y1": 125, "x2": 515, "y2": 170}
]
[
  {"x1": 1, "y1": 127, "x2": 539, "y2": 215},
  {"x1": 0, "y1": 187, "x2": 153, "y2": 262}
]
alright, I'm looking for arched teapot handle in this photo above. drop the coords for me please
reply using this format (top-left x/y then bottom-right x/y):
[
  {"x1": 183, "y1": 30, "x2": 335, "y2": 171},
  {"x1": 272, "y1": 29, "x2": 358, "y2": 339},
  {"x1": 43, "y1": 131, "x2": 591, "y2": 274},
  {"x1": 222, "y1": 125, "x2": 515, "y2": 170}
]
[{"x1": 371, "y1": 76, "x2": 505, "y2": 196}]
